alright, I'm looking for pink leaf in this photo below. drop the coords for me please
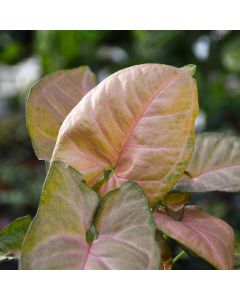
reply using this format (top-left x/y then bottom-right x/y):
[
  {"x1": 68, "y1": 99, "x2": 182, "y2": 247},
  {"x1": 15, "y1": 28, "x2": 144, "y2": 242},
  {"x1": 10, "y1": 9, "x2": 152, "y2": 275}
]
[
  {"x1": 26, "y1": 66, "x2": 96, "y2": 161},
  {"x1": 20, "y1": 163, "x2": 160, "y2": 270},
  {"x1": 175, "y1": 133, "x2": 240, "y2": 192},
  {"x1": 52, "y1": 64, "x2": 199, "y2": 204},
  {"x1": 153, "y1": 205, "x2": 235, "y2": 269}
]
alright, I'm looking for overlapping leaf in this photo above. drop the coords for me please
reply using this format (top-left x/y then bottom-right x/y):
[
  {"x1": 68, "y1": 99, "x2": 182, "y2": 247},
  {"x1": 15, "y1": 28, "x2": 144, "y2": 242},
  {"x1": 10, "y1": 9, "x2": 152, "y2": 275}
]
[
  {"x1": 20, "y1": 162, "x2": 99, "y2": 269},
  {"x1": 52, "y1": 64, "x2": 199, "y2": 204},
  {"x1": 26, "y1": 66, "x2": 96, "y2": 161},
  {"x1": 0, "y1": 216, "x2": 31, "y2": 260},
  {"x1": 175, "y1": 133, "x2": 240, "y2": 192},
  {"x1": 86, "y1": 181, "x2": 160, "y2": 269},
  {"x1": 153, "y1": 205, "x2": 235, "y2": 269},
  {"x1": 20, "y1": 162, "x2": 160, "y2": 269}
]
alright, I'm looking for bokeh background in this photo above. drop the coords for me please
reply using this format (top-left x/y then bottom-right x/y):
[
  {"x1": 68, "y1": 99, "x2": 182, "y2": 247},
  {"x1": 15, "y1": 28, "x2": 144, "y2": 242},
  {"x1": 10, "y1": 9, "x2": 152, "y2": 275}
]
[{"x1": 0, "y1": 30, "x2": 239, "y2": 269}]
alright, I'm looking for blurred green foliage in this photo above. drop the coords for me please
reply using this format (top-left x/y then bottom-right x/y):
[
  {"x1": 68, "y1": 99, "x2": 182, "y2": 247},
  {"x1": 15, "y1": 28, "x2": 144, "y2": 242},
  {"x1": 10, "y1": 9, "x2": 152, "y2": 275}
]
[
  {"x1": 35, "y1": 31, "x2": 106, "y2": 72},
  {"x1": 222, "y1": 37, "x2": 240, "y2": 73},
  {"x1": 0, "y1": 30, "x2": 240, "y2": 269}
]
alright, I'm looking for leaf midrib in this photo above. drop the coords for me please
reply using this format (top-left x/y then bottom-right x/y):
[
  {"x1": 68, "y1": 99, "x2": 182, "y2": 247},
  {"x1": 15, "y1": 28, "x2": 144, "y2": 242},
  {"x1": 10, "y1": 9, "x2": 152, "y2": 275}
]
[
  {"x1": 186, "y1": 164, "x2": 240, "y2": 180},
  {"x1": 112, "y1": 73, "x2": 181, "y2": 168}
]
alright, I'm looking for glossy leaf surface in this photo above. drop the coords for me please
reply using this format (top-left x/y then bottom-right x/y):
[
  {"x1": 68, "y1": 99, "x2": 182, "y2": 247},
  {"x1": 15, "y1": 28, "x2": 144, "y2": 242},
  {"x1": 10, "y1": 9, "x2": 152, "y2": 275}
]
[
  {"x1": 26, "y1": 66, "x2": 96, "y2": 161},
  {"x1": 0, "y1": 216, "x2": 31, "y2": 260},
  {"x1": 52, "y1": 64, "x2": 199, "y2": 204},
  {"x1": 154, "y1": 205, "x2": 235, "y2": 269},
  {"x1": 21, "y1": 162, "x2": 160, "y2": 269},
  {"x1": 175, "y1": 133, "x2": 240, "y2": 192}
]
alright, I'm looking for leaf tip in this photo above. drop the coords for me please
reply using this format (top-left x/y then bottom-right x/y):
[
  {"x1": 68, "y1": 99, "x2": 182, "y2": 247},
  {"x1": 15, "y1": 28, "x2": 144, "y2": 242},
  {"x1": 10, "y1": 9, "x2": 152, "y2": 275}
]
[{"x1": 182, "y1": 64, "x2": 196, "y2": 76}]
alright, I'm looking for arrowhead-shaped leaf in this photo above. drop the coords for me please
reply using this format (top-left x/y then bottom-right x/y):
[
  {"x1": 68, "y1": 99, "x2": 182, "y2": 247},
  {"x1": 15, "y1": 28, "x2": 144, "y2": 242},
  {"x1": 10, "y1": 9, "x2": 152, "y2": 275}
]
[
  {"x1": 175, "y1": 133, "x2": 240, "y2": 192},
  {"x1": 20, "y1": 161, "x2": 99, "y2": 269},
  {"x1": 153, "y1": 205, "x2": 235, "y2": 269},
  {"x1": 0, "y1": 216, "x2": 31, "y2": 260},
  {"x1": 21, "y1": 162, "x2": 160, "y2": 269},
  {"x1": 26, "y1": 66, "x2": 96, "y2": 161},
  {"x1": 86, "y1": 181, "x2": 160, "y2": 269},
  {"x1": 52, "y1": 64, "x2": 199, "y2": 204}
]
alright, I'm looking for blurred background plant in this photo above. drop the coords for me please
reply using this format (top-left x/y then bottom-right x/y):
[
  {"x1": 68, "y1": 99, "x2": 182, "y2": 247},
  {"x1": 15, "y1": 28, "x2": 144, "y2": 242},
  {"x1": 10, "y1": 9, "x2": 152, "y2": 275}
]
[{"x1": 0, "y1": 30, "x2": 239, "y2": 269}]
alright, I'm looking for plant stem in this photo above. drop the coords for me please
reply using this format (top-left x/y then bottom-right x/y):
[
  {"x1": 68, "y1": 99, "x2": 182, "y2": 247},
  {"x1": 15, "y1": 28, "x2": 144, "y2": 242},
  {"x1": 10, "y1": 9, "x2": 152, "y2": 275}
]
[
  {"x1": 172, "y1": 250, "x2": 186, "y2": 265},
  {"x1": 163, "y1": 233, "x2": 168, "y2": 240}
]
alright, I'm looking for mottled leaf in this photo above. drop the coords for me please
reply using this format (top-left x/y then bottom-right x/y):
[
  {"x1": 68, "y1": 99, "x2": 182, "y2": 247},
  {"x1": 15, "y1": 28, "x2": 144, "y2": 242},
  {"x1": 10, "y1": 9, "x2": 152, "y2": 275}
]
[
  {"x1": 20, "y1": 161, "x2": 99, "y2": 269},
  {"x1": 21, "y1": 162, "x2": 160, "y2": 269},
  {"x1": 175, "y1": 133, "x2": 240, "y2": 192},
  {"x1": 26, "y1": 66, "x2": 96, "y2": 161},
  {"x1": 52, "y1": 64, "x2": 199, "y2": 204},
  {"x1": 86, "y1": 182, "x2": 160, "y2": 269},
  {"x1": 153, "y1": 205, "x2": 235, "y2": 269},
  {"x1": 0, "y1": 216, "x2": 31, "y2": 260}
]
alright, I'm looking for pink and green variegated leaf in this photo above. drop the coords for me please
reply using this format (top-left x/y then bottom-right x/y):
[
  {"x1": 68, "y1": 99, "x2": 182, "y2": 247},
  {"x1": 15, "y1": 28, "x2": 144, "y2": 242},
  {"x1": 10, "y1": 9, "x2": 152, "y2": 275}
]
[
  {"x1": 86, "y1": 181, "x2": 160, "y2": 269},
  {"x1": 20, "y1": 162, "x2": 160, "y2": 269},
  {"x1": 20, "y1": 161, "x2": 99, "y2": 269},
  {"x1": 26, "y1": 66, "x2": 96, "y2": 161},
  {"x1": 52, "y1": 64, "x2": 199, "y2": 205},
  {"x1": 174, "y1": 133, "x2": 240, "y2": 192},
  {"x1": 153, "y1": 205, "x2": 235, "y2": 269}
]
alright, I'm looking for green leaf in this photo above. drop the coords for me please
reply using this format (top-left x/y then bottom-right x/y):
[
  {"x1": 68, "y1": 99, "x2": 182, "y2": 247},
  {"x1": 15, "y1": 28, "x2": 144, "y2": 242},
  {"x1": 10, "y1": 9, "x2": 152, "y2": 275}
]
[
  {"x1": 222, "y1": 37, "x2": 240, "y2": 73},
  {"x1": 0, "y1": 216, "x2": 32, "y2": 260},
  {"x1": 20, "y1": 162, "x2": 160, "y2": 269},
  {"x1": 174, "y1": 133, "x2": 240, "y2": 192},
  {"x1": 52, "y1": 64, "x2": 199, "y2": 205},
  {"x1": 26, "y1": 66, "x2": 96, "y2": 161},
  {"x1": 154, "y1": 205, "x2": 235, "y2": 269}
]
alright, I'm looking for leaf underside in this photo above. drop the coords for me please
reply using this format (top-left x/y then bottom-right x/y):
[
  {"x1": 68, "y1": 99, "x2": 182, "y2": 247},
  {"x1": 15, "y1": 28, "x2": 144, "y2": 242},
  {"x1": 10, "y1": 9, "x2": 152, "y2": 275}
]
[
  {"x1": 175, "y1": 133, "x2": 240, "y2": 192},
  {"x1": 20, "y1": 162, "x2": 160, "y2": 270},
  {"x1": 52, "y1": 64, "x2": 199, "y2": 204},
  {"x1": 153, "y1": 205, "x2": 235, "y2": 269},
  {"x1": 26, "y1": 66, "x2": 96, "y2": 161}
]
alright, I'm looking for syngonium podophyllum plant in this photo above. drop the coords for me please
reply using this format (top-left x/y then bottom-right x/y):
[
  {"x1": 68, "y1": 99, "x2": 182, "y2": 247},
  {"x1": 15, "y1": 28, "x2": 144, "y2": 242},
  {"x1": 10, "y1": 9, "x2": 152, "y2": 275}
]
[{"x1": 0, "y1": 64, "x2": 239, "y2": 269}]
